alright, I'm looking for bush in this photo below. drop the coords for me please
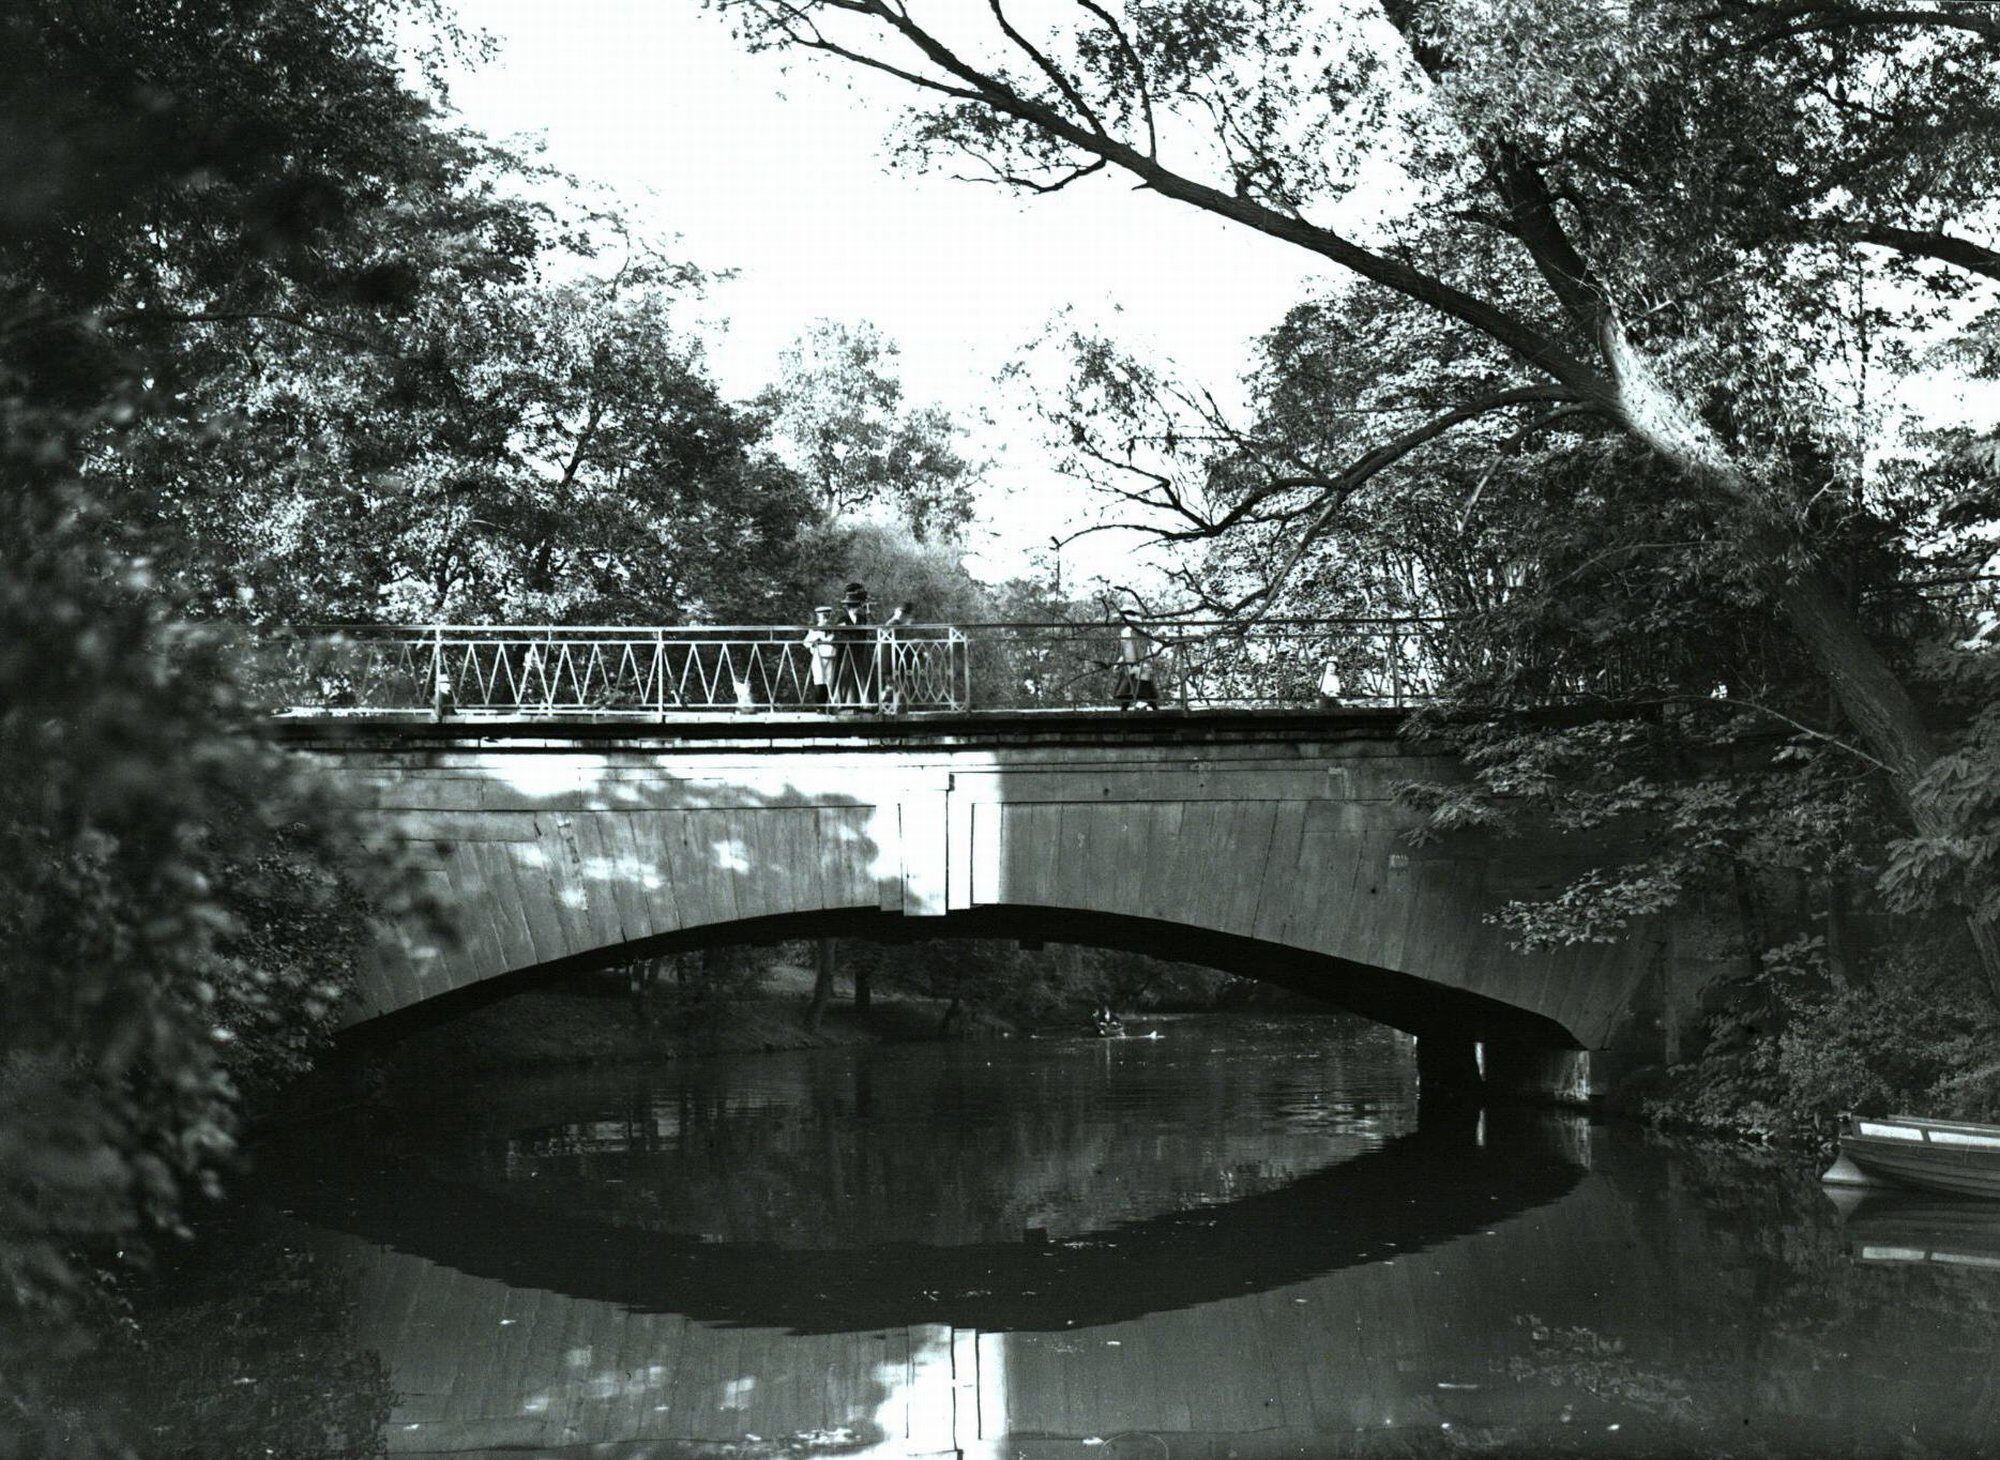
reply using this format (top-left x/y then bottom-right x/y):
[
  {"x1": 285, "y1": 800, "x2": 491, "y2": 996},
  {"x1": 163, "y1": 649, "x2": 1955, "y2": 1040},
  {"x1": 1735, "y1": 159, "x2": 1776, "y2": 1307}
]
[{"x1": 1648, "y1": 934, "x2": 2000, "y2": 1140}]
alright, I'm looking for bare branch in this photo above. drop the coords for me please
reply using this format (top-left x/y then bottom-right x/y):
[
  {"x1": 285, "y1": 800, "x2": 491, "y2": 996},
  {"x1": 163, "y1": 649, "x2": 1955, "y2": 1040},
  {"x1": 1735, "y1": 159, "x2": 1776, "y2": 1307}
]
[
  {"x1": 1458, "y1": 404, "x2": 1604, "y2": 529},
  {"x1": 1671, "y1": 694, "x2": 1892, "y2": 772},
  {"x1": 776, "y1": 1, "x2": 1612, "y2": 398},
  {"x1": 1223, "y1": 387, "x2": 1588, "y2": 620},
  {"x1": 1072, "y1": 0, "x2": 1157, "y2": 157},
  {"x1": 988, "y1": 0, "x2": 1106, "y2": 136},
  {"x1": 751, "y1": 1, "x2": 987, "y2": 104}
]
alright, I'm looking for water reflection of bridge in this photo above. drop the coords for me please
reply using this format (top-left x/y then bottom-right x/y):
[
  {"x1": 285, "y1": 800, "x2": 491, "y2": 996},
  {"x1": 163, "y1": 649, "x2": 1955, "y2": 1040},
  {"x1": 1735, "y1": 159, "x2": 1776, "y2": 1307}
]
[
  {"x1": 287, "y1": 1116, "x2": 1581, "y2": 1334},
  {"x1": 284, "y1": 1124, "x2": 2000, "y2": 1459},
  {"x1": 286, "y1": 1114, "x2": 1595, "y2": 1457}
]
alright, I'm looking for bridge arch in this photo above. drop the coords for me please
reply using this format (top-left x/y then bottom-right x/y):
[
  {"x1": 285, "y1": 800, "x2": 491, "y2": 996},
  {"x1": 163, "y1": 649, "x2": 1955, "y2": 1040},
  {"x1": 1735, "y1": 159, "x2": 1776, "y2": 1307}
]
[
  {"x1": 353, "y1": 904, "x2": 1581, "y2": 1059},
  {"x1": 287, "y1": 713, "x2": 1660, "y2": 1073}
]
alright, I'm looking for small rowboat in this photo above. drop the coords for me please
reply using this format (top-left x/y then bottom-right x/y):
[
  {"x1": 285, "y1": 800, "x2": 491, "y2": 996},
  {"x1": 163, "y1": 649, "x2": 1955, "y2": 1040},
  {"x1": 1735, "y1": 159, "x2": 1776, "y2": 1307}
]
[{"x1": 1822, "y1": 1113, "x2": 2000, "y2": 1199}]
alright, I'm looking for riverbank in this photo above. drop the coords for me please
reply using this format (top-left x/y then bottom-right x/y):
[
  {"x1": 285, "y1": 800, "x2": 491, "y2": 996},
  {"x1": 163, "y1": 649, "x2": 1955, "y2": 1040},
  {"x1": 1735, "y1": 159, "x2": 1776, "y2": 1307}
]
[
  {"x1": 341, "y1": 968, "x2": 1014, "y2": 1090},
  {"x1": 1634, "y1": 937, "x2": 2000, "y2": 1144}
]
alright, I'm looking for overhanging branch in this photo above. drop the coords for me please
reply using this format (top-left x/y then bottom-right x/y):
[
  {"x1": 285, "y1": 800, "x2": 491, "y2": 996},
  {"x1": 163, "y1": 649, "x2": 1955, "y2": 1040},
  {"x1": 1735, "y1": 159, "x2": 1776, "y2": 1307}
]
[
  {"x1": 739, "y1": 0, "x2": 1613, "y2": 400},
  {"x1": 1224, "y1": 386, "x2": 1589, "y2": 620},
  {"x1": 1838, "y1": 221, "x2": 2000, "y2": 283}
]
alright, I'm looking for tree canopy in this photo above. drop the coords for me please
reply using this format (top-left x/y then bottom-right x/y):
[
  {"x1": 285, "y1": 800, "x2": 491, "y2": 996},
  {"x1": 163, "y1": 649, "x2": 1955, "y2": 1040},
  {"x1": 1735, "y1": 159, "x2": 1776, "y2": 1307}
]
[
  {"x1": 123, "y1": 246, "x2": 818, "y2": 625},
  {"x1": 709, "y1": 0, "x2": 2000, "y2": 989},
  {"x1": 758, "y1": 318, "x2": 981, "y2": 541}
]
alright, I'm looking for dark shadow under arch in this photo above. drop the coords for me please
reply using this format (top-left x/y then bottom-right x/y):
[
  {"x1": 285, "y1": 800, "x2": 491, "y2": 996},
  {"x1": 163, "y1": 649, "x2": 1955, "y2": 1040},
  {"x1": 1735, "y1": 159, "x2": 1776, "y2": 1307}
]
[
  {"x1": 344, "y1": 900, "x2": 1584, "y2": 1048},
  {"x1": 341, "y1": 904, "x2": 1582, "y2": 1053}
]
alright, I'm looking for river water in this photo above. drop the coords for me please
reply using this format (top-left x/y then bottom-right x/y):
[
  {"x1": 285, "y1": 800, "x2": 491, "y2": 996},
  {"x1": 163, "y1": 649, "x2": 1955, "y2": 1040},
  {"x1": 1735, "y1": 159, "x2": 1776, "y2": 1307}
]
[{"x1": 114, "y1": 1014, "x2": 2000, "y2": 1458}]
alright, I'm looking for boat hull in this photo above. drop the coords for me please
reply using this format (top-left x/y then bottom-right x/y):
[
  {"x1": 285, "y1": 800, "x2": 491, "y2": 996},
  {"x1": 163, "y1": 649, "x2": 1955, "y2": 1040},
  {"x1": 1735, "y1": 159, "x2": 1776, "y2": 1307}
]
[{"x1": 1828, "y1": 1116, "x2": 2000, "y2": 1200}]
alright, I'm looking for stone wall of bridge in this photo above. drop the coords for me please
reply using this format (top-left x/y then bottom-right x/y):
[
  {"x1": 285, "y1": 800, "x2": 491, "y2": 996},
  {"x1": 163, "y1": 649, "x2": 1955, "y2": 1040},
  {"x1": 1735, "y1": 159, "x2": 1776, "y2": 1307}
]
[{"x1": 279, "y1": 712, "x2": 1703, "y2": 1059}]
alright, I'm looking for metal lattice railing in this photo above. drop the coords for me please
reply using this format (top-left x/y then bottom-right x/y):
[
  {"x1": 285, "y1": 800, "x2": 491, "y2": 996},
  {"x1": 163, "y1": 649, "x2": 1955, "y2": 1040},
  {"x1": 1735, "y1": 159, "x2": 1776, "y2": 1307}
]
[
  {"x1": 255, "y1": 625, "x2": 972, "y2": 717},
  {"x1": 254, "y1": 617, "x2": 1653, "y2": 719},
  {"x1": 957, "y1": 620, "x2": 1450, "y2": 711}
]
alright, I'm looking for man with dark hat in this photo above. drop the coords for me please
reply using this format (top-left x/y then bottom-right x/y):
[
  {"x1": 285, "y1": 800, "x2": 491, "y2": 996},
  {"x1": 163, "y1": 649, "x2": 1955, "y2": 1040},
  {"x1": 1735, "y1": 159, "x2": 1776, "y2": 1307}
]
[{"x1": 834, "y1": 581, "x2": 874, "y2": 707}]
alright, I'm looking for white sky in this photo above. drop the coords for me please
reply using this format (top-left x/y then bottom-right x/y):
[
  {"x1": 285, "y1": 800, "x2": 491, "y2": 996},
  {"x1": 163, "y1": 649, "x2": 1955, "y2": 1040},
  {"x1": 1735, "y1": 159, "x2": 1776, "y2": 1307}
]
[{"x1": 439, "y1": 1, "x2": 1323, "y2": 581}]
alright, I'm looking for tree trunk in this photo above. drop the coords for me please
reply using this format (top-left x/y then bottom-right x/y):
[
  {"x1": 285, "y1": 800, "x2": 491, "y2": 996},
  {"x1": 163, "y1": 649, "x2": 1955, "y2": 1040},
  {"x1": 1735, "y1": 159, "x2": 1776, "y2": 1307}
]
[
  {"x1": 1767, "y1": 567, "x2": 2000, "y2": 1004},
  {"x1": 1825, "y1": 873, "x2": 1856, "y2": 991},
  {"x1": 1730, "y1": 862, "x2": 1765, "y2": 979},
  {"x1": 806, "y1": 937, "x2": 836, "y2": 1032},
  {"x1": 1771, "y1": 568, "x2": 1938, "y2": 784}
]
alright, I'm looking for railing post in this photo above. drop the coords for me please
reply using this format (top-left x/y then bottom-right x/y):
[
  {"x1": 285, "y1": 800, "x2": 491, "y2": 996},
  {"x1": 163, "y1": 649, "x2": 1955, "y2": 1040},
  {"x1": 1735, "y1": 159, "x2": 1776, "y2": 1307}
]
[
  {"x1": 654, "y1": 628, "x2": 667, "y2": 722},
  {"x1": 1390, "y1": 627, "x2": 1404, "y2": 708}
]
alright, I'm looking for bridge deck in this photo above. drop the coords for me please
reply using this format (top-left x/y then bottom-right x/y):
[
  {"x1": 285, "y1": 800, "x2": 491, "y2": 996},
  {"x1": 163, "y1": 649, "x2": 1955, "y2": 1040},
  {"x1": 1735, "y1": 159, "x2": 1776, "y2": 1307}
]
[{"x1": 269, "y1": 704, "x2": 1417, "y2": 749}]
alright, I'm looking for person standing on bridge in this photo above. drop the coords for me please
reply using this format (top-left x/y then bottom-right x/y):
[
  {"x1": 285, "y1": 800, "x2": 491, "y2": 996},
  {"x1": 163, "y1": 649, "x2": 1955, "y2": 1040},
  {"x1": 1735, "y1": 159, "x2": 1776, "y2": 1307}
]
[
  {"x1": 1114, "y1": 622, "x2": 1159, "y2": 710},
  {"x1": 834, "y1": 582, "x2": 875, "y2": 708},
  {"x1": 803, "y1": 605, "x2": 838, "y2": 708}
]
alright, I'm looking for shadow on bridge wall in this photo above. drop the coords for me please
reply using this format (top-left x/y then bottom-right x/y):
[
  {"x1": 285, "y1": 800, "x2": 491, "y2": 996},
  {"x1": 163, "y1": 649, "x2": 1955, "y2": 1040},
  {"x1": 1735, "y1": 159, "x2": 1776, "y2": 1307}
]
[{"x1": 303, "y1": 724, "x2": 1655, "y2": 1053}]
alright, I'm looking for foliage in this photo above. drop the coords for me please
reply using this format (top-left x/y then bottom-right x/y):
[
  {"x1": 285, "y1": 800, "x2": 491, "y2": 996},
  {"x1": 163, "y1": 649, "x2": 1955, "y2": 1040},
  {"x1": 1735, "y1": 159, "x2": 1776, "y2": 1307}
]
[
  {"x1": 708, "y1": 0, "x2": 2000, "y2": 996},
  {"x1": 756, "y1": 319, "x2": 980, "y2": 541},
  {"x1": 1647, "y1": 938, "x2": 2000, "y2": 1141},
  {"x1": 848, "y1": 939, "x2": 1233, "y2": 1023},
  {"x1": 0, "y1": 0, "x2": 468, "y2": 1330},
  {"x1": 642, "y1": 947, "x2": 771, "y2": 1031},
  {"x1": 1500, "y1": 1315, "x2": 1695, "y2": 1421},
  {"x1": 785, "y1": 518, "x2": 1002, "y2": 623},
  {"x1": 1881, "y1": 637, "x2": 2000, "y2": 926},
  {"x1": 114, "y1": 229, "x2": 820, "y2": 626}
]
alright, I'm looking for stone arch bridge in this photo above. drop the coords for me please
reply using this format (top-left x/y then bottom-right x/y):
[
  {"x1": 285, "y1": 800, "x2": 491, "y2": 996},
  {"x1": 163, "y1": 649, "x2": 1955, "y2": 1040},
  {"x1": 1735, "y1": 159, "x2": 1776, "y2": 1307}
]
[{"x1": 280, "y1": 708, "x2": 1690, "y2": 1101}]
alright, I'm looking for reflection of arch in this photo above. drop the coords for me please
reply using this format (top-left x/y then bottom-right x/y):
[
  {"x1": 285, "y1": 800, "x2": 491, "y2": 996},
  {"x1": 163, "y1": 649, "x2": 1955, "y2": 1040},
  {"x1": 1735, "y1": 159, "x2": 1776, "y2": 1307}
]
[
  {"x1": 352, "y1": 905, "x2": 1580, "y2": 1053},
  {"x1": 273, "y1": 1121, "x2": 1582, "y2": 1334}
]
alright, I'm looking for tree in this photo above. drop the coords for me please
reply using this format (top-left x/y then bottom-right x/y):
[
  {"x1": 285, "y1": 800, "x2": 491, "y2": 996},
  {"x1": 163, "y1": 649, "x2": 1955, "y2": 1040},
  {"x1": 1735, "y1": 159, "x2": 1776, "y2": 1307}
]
[
  {"x1": 758, "y1": 319, "x2": 980, "y2": 540},
  {"x1": 708, "y1": 0, "x2": 2000, "y2": 993},
  {"x1": 125, "y1": 252, "x2": 819, "y2": 626},
  {"x1": 0, "y1": 0, "x2": 504, "y2": 1333},
  {"x1": 1040, "y1": 246, "x2": 1936, "y2": 987}
]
